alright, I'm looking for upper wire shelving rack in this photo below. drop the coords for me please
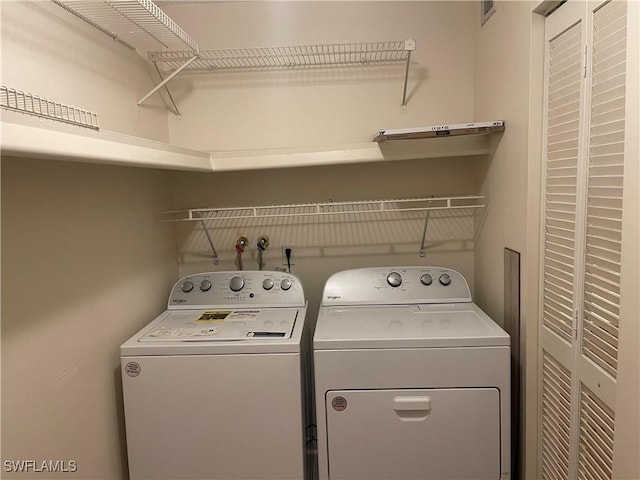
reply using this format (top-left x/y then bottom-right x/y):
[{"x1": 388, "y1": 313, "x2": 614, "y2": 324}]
[
  {"x1": 150, "y1": 41, "x2": 414, "y2": 70},
  {"x1": 51, "y1": 0, "x2": 417, "y2": 109},
  {"x1": 150, "y1": 40, "x2": 416, "y2": 105}
]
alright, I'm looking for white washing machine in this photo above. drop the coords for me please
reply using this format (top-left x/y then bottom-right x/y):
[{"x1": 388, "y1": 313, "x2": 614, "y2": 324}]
[
  {"x1": 314, "y1": 267, "x2": 510, "y2": 480},
  {"x1": 121, "y1": 271, "x2": 311, "y2": 480}
]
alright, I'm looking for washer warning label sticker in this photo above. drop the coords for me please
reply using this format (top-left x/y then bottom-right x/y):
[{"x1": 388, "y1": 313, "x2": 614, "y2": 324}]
[
  {"x1": 228, "y1": 310, "x2": 260, "y2": 319},
  {"x1": 196, "y1": 311, "x2": 231, "y2": 322}
]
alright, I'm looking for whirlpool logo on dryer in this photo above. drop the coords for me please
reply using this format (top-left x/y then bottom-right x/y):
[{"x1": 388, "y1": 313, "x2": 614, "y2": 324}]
[{"x1": 326, "y1": 295, "x2": 341, "y2": 300}]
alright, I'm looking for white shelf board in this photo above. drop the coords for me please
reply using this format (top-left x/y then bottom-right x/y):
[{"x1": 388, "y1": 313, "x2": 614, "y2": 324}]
[
  {"x1": 374, "y1": 120, "x2": 505, "y2": 142},
  {"x1": 211, "y1": 135, "x2": 491, "y2": 171},
  {"x1": 1, "y1": 118, "x2": 491, "y2": 172},
  {"x1": 1, "y1": 118, "x2": 211, "y2": 171}
]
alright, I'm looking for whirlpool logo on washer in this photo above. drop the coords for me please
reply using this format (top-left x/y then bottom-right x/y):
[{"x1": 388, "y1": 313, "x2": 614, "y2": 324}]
[
  {"x1": 125, "y1": 362, "x2": 141, "y2": 377},
  {"x1": 326, "y1": 295, "x2": 341, "y2": 300},
  {"x1": 331, "y1": 396, "x2": 347, "y2": 411}
]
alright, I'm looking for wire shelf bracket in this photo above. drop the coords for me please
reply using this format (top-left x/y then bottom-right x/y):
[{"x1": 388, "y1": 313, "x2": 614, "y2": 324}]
[
  {"x1": 138, "y1": 54, "x2": 199, "y2": 107},
  {"x1": 1, "y1": 86, "x2": 100, "y2": 130},
  {"x1": 199, "y1": 220, "x2": 220, "y2": 266}
]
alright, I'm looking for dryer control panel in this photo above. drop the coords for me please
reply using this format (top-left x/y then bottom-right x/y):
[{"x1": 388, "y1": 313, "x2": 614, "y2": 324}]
[
  {"x1": 322, "y1": 267, "x2": 471, "y2": 306},
  {"x1": 168, "y1": 271, "x2": 305, "y2": 309}
]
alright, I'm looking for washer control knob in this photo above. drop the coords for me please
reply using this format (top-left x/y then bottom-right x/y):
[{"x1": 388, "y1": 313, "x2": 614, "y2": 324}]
[
  {"x1": 280, "y1": 279, "x2": 293, "y2": 291},
  {"x1": 181, "y1": 280, "x2": 194, "y2": 293},
  {"x1": 420, "y1": 274, "x2": 433, "y2": 286},
  {"x1": 229, "y1": 276, "x2": 244, "y2": 292},
  {"x1": 199, "y1": 280, "x2": 212, "y2": 292},
  {"x1": 263, "y1": 279, "x2": 274, "y2": 290},
  {"x1": 439, "y1": 273, "x2": 452, "y2": 286},
  {"x1": 387, "y1": 272, "x2": 402, "y2": 287}
]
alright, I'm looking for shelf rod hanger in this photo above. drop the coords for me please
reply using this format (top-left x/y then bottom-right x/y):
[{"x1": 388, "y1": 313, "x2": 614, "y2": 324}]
[
  {"x1": 402, "y1": 50, "x2": 412, "y2": 106},
  {"x1": 418, "y1": 208, "x2": 431, "y2": 258},
  {"x1": 401, "y1": 39, "x2": 416, "y2": 106},
  {"x1": 138, "y1": 54, "x2": 198, "y2": 106},
  {"x1": 199, "y1": 220, "x2": 220, "y2": 266},
  {"x1": 152, "y1": 62, "x2": 181, "y2": 116}
]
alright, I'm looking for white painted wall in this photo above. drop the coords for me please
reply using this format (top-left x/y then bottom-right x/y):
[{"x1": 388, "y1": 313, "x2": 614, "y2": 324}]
[
  {"x1": 471, "y1": 2, "x2": 543, "y2": 479},
  {"x1": 161, "y1": 1, "x2": 476, "y2": 152},
  {"x1": 0, "y1": 1, "x2": 169, "y2": 141},
  {"x1": 1, "y1": 158, "x2": 178, "y2": 479}
]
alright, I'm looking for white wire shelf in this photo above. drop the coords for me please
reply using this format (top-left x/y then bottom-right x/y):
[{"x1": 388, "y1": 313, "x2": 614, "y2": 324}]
[
  {"x1": 50, "y1": 0, "x2": 199, "y2": 52},
  {"x1": 162, "y1": 195, "x2": 484, "y2": 222},
  {"x1": 1, "y1": 86, "x2": 99, "y2": 130},
  {"x1": 149, "y1": 40, "x2": 415, "y2": 106},
  {"x1": 165, "y1": 196, "x2": 485, "y2": 263},
  {"x1": 49, "y1": 0, "x2": 416, "y2": 107},
  {"x1": 149, "y1": 40, "x2": 415, "y2": 71}
]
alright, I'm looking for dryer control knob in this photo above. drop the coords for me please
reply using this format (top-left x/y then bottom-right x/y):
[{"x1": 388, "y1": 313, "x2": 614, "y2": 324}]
[
  {"x1": 387, "y1": 272, "x2": 403, "y2": 287},
  {"x1": 181, "y1": 280, "x2": 194, "y2": 293},
  {"x1": 263, "y1": 279, "x2": 274, "y2": 290},
  {"x1": 229, "y1": 276, "x2": 244, "y2": 292},
  {"x1": 280, "y1": 279, "x2": 293, "y2": 291},
  {"x1": 439, "y1": 273, "x2": 452, "y2": 286},
  {"x1": 420, "y1": 274, "x2": 433, "y2": 286},
  {"x1": 200, "y1": 280, "x2": 212, "y2": 292}
]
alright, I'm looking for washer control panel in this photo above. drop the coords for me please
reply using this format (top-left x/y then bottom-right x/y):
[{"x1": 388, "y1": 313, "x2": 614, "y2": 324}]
[
  {"x1": 168, "y1": 271, "x2": 305, "y2": 309},
  {"x1": 322, "y1": 266, "x2": 472, "y2": 306}
]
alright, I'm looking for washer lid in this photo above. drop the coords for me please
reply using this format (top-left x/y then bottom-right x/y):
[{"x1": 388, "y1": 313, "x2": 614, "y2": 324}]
[
  {"x1": 121, "y1": 306, "x2": 306, "y2": 356},
  {"x1": 313, "y1": 303, "x2": 510, "y2": 349},
  {"x1": 140, "y1": 309, "x2": 297, "y2": 342}
]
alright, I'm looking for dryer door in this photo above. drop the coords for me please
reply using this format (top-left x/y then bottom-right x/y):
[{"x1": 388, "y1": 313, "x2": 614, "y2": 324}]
[{"x1": 325, "y1": 388, "x2": 501, "y2": 480}]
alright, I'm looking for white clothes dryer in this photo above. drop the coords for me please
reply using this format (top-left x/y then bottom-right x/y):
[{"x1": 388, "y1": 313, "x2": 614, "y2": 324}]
[
  {"x1": 121, "y1": 271, "x2": 311, "y2": 480},
  {"x1": 314, "y1": 267, "x2": 510, "y2": 480}
]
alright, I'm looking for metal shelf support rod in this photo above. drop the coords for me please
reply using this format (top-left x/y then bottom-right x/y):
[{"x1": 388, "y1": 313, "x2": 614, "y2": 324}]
[
  {"x1": 199, "y1": 220, "x2": 220, "y2": 265},
  {"x1": 138, "y1": 54, "x2": 198, "y2": 106},
  {"x1": 152, "y1": 62, "x2": 181, "y2": 116},
  {"x1": 401, "y1": 39, "x2": 415, "y2": 106},
  {"x1": 402, "y1": 50, "x2": 412, "y2": 106},
  {"x1": 418, "y1": 208, "x2": 431, "y2": 257}
]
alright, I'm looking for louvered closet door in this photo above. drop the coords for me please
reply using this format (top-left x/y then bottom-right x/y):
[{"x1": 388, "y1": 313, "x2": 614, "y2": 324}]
[
  {"x1": 582, "y1": 0, "x2": 626, "y2": 383},
  {"x1": 540, "y1": 1, "x2": 628, "y2": 480},
  {"x1": 541, "y1": 3, "x2": 587, "y2": 477}
]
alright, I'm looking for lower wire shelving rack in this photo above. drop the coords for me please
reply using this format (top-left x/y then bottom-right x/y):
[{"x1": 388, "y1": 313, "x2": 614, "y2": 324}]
[{"x1": 162, "y1": 195, "x2": 486, "y2": 264}]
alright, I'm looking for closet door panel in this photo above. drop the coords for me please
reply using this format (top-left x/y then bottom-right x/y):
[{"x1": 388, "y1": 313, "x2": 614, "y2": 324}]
[{"x1": 539, "y1": 2, "x2": 629, "y2": 479}]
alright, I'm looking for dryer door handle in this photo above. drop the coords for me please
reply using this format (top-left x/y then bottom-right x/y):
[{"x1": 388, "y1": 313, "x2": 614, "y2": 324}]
[{"x1": 392, "y1": 396, "x2": 432, "y2": 412}]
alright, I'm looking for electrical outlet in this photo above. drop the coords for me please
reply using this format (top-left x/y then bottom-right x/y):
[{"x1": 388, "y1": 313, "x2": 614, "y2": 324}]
[{"x1": 281, "y1": 246, "x2": 295, "y2": 266}]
